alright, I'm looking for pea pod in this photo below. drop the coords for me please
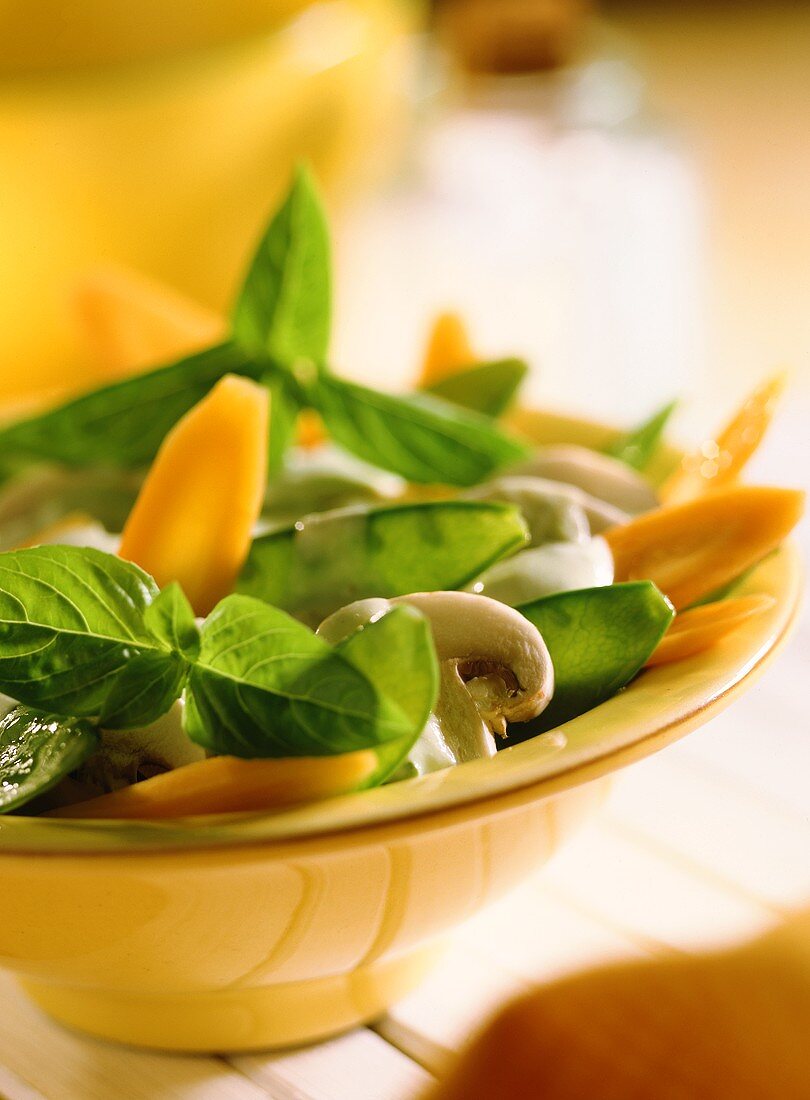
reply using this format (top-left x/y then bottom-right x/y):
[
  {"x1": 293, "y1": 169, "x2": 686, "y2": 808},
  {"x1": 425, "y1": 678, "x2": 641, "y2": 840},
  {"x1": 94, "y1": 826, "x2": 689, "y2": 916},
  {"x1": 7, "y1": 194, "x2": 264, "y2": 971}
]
[
  {"x1": 512, "y1": 581, "x2": 674, "y2": 735},
  {"x1": 239, "y1": 500, "x2": 529, "y2": 626}
]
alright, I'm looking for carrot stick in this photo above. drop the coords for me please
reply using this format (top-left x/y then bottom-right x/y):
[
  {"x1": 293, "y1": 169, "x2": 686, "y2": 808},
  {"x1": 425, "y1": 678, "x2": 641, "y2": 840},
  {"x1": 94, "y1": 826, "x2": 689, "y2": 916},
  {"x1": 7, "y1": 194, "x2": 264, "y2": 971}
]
[
  {"x1": 418, "y1": 311, "x2": 476, "y2": 387},
  {"x1": 49, "y1": 751, "x2": 377, "y2": 819},
  {"x1": 119, "y1": 375, "x2": 269, "y2": 615},
  {"x1": 646, "y1": 594, "x2": 776, "y2": 667},
  {"x1": 661, "y1": 374, "x2": 786, "y2": 504},
  {"x1": 605, "y1": 485, "x2": 804, "y2": 610}
]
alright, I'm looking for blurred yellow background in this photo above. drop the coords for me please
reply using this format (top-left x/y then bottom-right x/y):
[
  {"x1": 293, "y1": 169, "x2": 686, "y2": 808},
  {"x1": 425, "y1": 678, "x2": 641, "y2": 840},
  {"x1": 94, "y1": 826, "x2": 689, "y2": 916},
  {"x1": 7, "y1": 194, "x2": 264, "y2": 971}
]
[
  {"x1": 608, "y1": 1, "x2": 810, "y2": 395},
  {"x1": 0, "y1": 0, "x2": 419, "y2": 399}
]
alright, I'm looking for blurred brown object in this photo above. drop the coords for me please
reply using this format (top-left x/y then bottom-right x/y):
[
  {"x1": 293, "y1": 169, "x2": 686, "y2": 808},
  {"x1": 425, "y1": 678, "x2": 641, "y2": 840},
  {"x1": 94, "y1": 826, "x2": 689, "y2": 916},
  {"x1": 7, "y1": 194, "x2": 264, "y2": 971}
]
[
  {"x1": 426, "y1": 913, "x2": 810, "y2": 1099},
  {"x1": 435, "y1": 0, "x2": 592, "y2": 73}
]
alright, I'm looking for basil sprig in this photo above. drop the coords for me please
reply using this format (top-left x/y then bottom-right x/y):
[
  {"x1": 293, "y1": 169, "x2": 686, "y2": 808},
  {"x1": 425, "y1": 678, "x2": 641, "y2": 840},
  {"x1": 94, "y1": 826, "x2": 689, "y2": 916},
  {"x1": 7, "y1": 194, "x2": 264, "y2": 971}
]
[
  {"x1": 0, "y1": 171, "x2": 527, "y2": 486},
  {"x1": 0, "y1": 545, "x2": 440, "y2": 809},
  {"x1": 232, "y1": 166, "x2": 331, "y2": 364},
  {"x1": 309, "y1": 375, "x2": 527, "y2": 486},
  {"x1": 0, "y1": 546, "x2": 194, "y2": 728},
  {"x1": 186, "y1": 596, "x2": 437, "y2": 759},
  {"x1": 0, "y1": 342, "x2": 258, "y2": 470}
]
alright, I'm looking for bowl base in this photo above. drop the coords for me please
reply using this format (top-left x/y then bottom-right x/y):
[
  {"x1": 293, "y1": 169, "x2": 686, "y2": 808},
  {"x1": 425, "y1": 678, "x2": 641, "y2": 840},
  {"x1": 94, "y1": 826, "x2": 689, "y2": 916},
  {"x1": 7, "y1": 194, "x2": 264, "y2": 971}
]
[{"x1": 21, "y1": 944, "x2": 443, "y2": 1053}]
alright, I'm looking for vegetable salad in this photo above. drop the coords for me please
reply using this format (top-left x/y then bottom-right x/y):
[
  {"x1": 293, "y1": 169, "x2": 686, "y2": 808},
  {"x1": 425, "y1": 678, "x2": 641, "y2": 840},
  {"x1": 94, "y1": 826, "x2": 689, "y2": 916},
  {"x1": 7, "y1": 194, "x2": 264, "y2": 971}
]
[{"x1": 0, "y1": 172, "x2": 802, "y2": 819}]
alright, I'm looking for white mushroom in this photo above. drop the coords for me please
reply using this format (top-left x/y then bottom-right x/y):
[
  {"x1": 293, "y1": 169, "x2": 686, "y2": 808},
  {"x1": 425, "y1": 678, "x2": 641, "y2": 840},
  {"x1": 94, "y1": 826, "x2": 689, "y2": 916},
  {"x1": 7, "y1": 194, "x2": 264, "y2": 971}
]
[
  {"x1": 73, "y1": 700, "x2": 206, "y2": 795},
  {"x1": 464, "y1": 475, "x2": 627, "y2": 540},
  {"x1": 469, "y1": 537, "x2": 615, "y2": 607},
  {"x1": 318, "y1": 591, "x2": 554, "y2": 774},
  {"x1": 509, "y1": 445, "x2": 658, "y2": 515}
]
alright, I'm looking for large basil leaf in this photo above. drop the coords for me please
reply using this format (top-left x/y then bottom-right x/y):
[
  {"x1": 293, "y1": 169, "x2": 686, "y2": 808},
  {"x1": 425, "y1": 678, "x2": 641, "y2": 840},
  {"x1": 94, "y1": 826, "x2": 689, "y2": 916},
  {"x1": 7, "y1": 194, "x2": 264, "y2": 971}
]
[
  {"x1": 231, "y1": 167, "x2": 331, "y2": 364},
  {"x1": 334, "y1": 604, "x2": 439, "y2": 784},
  {"x1": 0, "y1": 342, "x2": 259, "y2": 470},
  {"x1": 0, "y1": 546, "x2": 188, "y2": 727},
  {"x1": 513, "y1": 581, "x2": 674, "y2": 734},
  {"x1": 240, "y1": 500, "x2": 529, "y2": 626},
  {"x1": 424, "y1": 358, "x2": 528, "y2": 417},
  {"x1": 607, "y1": 400, "x2": 677, "y2": 472},
  {"x1": 184, "y1": 594, "x2": 435, "y2": 758},
  {"x1": 310, "y1": 374, "x2": 529, "y2": 486},
  {"x1": 0, "y1": 706, "x2": 99, "y2": 813}
]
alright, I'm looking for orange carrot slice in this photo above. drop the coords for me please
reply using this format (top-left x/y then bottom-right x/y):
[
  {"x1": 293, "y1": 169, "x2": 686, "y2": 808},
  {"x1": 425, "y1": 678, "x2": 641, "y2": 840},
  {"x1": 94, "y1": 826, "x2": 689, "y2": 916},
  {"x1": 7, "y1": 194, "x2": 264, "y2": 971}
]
[
  {"x1": 419, "y1": 311, "x2": 476, "y2": 387},
  {"x1": 297, "y1": 409, "x2": 326, "y2": 450},
  {"x1": 49, "y1": 751, "x2": 377, "y2": 819},
  {"x1": 119, "y1": 374, "x2": 269, "y2": 616},
  {"x1": 661, "y1": 374, "x2": 786, "y2": 504},
  {"x1": 605, "y1": 485, "x2": 804, "y2": 610},
  {"x1": 646, "y1": 594, "x2": 776, "y2": 667},
  {"x1": 73, "y1": 265, "x2": 223, "y2": 377}
]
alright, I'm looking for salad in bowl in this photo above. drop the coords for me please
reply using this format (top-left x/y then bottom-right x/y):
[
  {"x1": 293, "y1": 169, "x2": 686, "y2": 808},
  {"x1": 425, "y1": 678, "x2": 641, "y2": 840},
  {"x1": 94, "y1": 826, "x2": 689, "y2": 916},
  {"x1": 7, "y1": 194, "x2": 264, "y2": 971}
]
[{"x1": 0, "y1": 171, "x2": 802, "y2": 825}]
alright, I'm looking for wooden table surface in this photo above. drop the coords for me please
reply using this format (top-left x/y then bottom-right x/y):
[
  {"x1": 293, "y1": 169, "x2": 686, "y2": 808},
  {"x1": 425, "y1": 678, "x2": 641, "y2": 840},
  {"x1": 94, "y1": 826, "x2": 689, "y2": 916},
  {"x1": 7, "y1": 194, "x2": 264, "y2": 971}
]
[{"x1": 0, "y1": 8, "x2": 808, "y2": 1098}]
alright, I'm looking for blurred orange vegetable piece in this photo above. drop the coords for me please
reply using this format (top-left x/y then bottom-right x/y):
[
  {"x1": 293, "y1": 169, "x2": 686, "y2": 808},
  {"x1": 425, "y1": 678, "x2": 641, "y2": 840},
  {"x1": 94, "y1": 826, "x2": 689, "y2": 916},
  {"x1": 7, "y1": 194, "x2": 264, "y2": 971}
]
[
  {"x1": 419, "y1": 311, "x2": 476, "y2": 387},
  {"x1": 426, "y1": 916, "x2": 810, "y2": 1100},
  {"x1": 73, "y1": 265, "x2": 223, "y2": 377},
  {"x1": 661, "y1": 374, "x2": 786, "y2": 504},
  {"x1": 646, "y1": 594, "x2": 776, "y2": 667},
  {"x1": 605, "y1": 485, "x2": 804, "y2": 610},
  {"x1": 49, "y1": 750, "x2": 377, "y2": 819},
  {"x1": 297, "y1": 409, "x2": 327, "y2": 449},
  {"x1": 119, "y1": 374, "x2": 269, "y2": 616}
]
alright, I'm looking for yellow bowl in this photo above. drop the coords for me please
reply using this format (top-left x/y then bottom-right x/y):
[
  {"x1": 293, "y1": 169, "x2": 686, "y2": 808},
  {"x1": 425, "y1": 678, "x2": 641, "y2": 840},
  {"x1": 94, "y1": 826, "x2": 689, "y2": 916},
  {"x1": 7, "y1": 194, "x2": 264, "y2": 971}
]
[
  {"x1": 0, "y1": 0, "x2": 415, "y2": 400},
  {"x1": 0, "y1": 410, "x2": 801, "y2": 1052}
]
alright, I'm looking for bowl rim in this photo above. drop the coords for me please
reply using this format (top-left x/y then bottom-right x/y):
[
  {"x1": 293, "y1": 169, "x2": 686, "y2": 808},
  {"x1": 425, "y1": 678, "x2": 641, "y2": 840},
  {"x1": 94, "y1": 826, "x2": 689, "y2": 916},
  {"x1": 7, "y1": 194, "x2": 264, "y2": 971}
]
[{"x1": 0, "y1": 408, "x2": 802, "y2": 855}]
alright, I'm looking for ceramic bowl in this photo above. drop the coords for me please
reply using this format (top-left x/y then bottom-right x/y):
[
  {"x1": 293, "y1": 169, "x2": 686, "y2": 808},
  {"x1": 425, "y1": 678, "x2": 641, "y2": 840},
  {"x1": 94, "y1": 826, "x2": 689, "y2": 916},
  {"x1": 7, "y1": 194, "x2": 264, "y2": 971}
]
[
  {"x1": 0, "y1": 411, "x2": 801, "y2": 1052},
  {"x1": 0, "y1": 0, "x2": 414, "y2": 398}
]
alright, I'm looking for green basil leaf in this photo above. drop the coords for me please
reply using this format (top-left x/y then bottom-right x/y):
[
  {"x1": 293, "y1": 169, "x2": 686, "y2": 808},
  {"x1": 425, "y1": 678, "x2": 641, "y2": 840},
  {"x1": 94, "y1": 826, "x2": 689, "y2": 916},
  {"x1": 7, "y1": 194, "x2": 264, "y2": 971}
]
[
  {"x1": 334, "y1": 604, "x2": 439, "y2": 784},
  {"x1": 0, "y1": 342, "x2": 259, "y2": 470},
  {"x1": 96, "y1": 650, "x2": 189, "y2": 730},
  {"x1": 514, "y1": 581, "x2": 674, "y2": 734},
  {"x1": 144, "y1": 582, "x2": 200, "y2": 661},
  {"x1": 607, "y1": 400, "x2": 678, "y2": 471},
  {"x1": 310, "y1": 374, "x2": 529, "y2": 486},
  {"x1": 0, "y1": 546, "x2": 186, "y2": 726},
  {"x1": 424, "y1": 358, "x2": 528, "y2": 417},
  {"x1": 185, "y1": 594, "x2": 432, "y2": 758},
  {"x1": 240, "y1": 500, "x2": 529, "y2": 626},
  {"x1": 231, "y1": 167, "x2": 331, "y2": 364},
  {"x1": 0, "y1": 705, "x2": 99, "y2": 813}
]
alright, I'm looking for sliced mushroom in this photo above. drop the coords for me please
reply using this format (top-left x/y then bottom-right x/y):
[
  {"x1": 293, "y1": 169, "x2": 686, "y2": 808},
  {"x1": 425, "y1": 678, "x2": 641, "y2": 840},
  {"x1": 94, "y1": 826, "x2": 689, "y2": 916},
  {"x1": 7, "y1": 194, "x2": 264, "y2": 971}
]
[
  {"x1": 464, "y1": 475, "x2": 627, "y2": 541},
  {"x1": 509, "y1": 445, "x2": 659, "y2": 515},
  {"x1": 318, "y1": 591, "x2": 554, "y2": 775},
  {"x1": 469, "y1": 537, "x2": 614, "y2": 607},
  {"x1": 73, "y1": 700, "x2": 206, "y2": 796}
]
